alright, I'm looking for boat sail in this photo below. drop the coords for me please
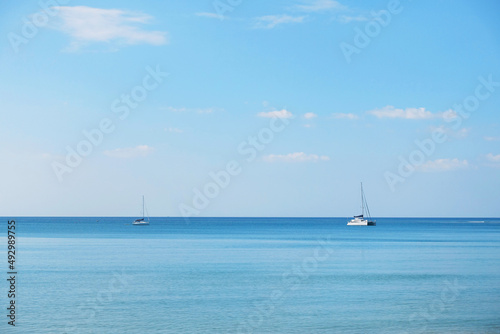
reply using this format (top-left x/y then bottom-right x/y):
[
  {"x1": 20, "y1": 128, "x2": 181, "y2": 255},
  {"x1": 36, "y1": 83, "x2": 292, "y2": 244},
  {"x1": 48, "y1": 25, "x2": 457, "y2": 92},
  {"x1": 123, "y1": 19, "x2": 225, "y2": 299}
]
[
  {"x1": 347, "y1": 183, "x2": 376, "y2": 226},
  {"x1": 133, "y1": 195, "x2": 150, "y2": 225}
]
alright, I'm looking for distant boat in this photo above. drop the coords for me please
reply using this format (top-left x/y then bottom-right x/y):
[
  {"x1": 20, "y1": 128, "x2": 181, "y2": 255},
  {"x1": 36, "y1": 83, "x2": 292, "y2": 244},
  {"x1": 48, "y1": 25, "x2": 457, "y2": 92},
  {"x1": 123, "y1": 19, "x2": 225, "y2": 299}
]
[
  {"x1": 133, "y1": 195, "x2": 150, "y2": 225},
  {"x1": 347, "y1": 183, "x2": 376, "y2": 226}
]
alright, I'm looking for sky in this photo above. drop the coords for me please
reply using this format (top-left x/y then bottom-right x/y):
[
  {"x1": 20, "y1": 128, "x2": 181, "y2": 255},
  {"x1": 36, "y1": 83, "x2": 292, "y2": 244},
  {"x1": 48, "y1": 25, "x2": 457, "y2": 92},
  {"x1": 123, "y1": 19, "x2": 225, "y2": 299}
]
[{"x1": 1, "y1": 0, "x2": 499, "y2": 217}]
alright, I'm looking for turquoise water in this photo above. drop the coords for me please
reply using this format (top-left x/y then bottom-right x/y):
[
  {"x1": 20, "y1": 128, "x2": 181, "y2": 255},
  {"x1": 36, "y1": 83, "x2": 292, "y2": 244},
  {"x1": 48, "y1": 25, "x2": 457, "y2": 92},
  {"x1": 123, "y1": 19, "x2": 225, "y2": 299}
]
[{"x1": 2, "y1": 217, "x2": 500, "y2": 333}]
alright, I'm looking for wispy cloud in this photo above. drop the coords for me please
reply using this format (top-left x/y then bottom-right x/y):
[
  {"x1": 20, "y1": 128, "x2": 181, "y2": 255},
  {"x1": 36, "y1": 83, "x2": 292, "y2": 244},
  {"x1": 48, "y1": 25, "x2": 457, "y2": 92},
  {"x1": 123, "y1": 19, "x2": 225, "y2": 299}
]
[
  {"x1": 253, "y1": 15, "x2": 306, "y2": 29},
  {"x1": 103, "y1": 145, "x2": 155, "y2": 158},
  {"x1": 429, "y1": 126, "x2": 469, "y2": 139},
  {"x1": 294, "y1": 0, "x2": 347, "y2": 12},
  {"x1": 165, "y1": 127, "x2": 183, "y2": 133},
  {"x1": 332, "y1": 112, "x2": 359, "y2": 120},
  {"x1": 484, "y1": 136, "x2": 500, "y2": 141},
  {"x1": 485, "y1": 153, "x2": 500, "y2": 168},
  {"x1": 196, "y1": 108, "x2": 216, "y2": 114},
  {"x1": 416, "y1": 158, "x2": 469, "y2": 172},
  {"x1": 195, "y1": 12, "x2": 224, "y2": 20},
  {"x1": 304, "y1": 112, "x2": 317, "y2": 119},
  {"x1": 163, "y1": 106, "x2": 220, "y2": 114},
  {"x1": 257, "y1": 109, "x2": 294, "y2": 119},
  {"x1": 50, "y1": 6, "x2": 167, "y2": 51},
  {"x1": 486, "y1": 153, "x2": 500, "y2": 163},
  {"x1": 368, "y1": 106, "x2": 454, "y2": 120},
  {"x1": 254, "y1": 1, "x2": 348, "y2": 30},
  {"x1": 263, "y1": 152, "x2": 330, "y2": 162}
]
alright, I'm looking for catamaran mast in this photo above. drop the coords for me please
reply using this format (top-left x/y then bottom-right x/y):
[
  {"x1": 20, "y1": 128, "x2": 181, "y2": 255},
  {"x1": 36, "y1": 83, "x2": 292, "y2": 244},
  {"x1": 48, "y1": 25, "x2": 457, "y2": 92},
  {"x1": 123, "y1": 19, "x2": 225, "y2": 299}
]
[
  {"x1": 142, "y1": 195, "x2": 145, "y2": 219},
  {"x1": 360, "y1": 182, "x2": 364, "y2": 216},
  {"x1": 362, "y1": 184, "x2": 372, "y2": 220}
]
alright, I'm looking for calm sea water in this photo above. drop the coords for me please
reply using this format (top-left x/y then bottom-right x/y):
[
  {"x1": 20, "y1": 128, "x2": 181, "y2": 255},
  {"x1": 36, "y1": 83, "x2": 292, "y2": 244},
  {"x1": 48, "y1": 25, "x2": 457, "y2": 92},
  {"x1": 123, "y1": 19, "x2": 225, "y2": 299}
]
[{"x1": 1, "y1": 217, "x2": 500, "y2": 333}]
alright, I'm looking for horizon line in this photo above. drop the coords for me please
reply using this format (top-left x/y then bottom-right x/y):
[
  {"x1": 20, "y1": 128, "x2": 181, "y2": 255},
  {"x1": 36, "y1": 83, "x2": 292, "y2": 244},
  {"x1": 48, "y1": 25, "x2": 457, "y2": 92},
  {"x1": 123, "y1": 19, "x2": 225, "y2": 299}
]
[{"x1": 2, "y1": 216, "x2": 499, "y2": 219}]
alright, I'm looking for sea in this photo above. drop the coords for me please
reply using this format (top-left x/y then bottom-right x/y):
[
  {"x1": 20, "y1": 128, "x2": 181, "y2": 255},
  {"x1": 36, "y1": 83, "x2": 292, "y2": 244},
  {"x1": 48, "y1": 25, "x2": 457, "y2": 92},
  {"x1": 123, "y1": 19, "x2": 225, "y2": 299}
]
[{"x1": 2, "y1": 217, "x2": 500, "y2": 334}]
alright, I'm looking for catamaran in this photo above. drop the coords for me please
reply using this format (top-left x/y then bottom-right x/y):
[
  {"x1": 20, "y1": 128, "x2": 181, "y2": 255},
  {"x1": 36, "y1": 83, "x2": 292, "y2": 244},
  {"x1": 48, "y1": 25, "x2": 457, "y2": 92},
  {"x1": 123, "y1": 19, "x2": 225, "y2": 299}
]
[
  {"x1": 347, "y1": 183, "x2": 376, "y2": 226},
  {"x1": 133, "y1": 195, "x2": 150, "y2": 225}
]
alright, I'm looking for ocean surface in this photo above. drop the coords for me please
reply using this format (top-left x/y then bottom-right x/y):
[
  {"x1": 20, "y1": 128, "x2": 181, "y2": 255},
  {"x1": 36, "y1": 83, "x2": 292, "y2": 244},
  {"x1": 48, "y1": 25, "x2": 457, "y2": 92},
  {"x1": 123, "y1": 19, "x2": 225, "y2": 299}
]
[{"x1": 1, "y1": 217, "x2": 500, "y2": 333}]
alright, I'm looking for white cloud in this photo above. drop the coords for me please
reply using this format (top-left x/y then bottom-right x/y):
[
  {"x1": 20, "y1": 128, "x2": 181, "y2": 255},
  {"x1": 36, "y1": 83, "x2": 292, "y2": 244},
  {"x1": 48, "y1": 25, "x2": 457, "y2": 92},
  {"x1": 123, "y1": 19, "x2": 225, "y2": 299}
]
[
  {"x1": 486, "y1": 153, "x2": 500, "y2": 163},
  {"x1": 332, "y1": 113, "x2": 359, "y2": 120},
  {"x1": 294, "y1": 0, "x2": 346, "y2": 12},
  {"x1": 50, "y1": 6, "x2": 167, "y2": 51},
  {"x1": 416, "y1": 158, "x2": 469, "y2": 172},
  {"x1": 484, "y1": 136, "x2": 500, "y2": 141},
  {"x1": 304, "y1": 112, "x2": 317, "y2": 119},
  {"x1": 368, "y1": 105, "x2": 452, "y2": 120},
  {"x1": 442, "y1": 109, "x2": 458, "y2": 120},
  {"x1": 257, "y1": 109, "x2": 294, "y2": 119},
  {"x1": 254, "y1": 15, "x2": 306, "y2": 29},
  {"x1": 195, "y1": 12, "x2": 223, "y2": 20},
  {"x1": 103, "y1": 145, "x2": 155, "y2": 158},
  {"x1": 263, "y1": 152, "x2": 330, "y2": 162}
]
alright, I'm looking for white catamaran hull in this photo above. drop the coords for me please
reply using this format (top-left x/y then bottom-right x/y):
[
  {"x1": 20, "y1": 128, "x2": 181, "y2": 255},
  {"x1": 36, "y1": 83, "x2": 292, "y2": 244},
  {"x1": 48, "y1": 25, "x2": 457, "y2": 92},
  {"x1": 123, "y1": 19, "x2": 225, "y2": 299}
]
[
  {"x1": 347, "y1": 217, "x2": 376, "y2": 226},
  {"x1": 132, "y1": 221, "x2": 149, "y2": 225}
]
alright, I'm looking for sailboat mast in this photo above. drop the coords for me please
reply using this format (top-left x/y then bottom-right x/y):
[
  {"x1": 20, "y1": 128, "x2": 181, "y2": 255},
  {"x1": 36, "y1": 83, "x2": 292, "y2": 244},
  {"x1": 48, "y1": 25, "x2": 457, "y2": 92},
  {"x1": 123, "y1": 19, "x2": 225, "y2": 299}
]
[
  {"x1": 142, "y1": 195, "x2": 145, "y2": 219},
  {"x1": 361, "y1": 182, "x2": 365, "y2": 217}
]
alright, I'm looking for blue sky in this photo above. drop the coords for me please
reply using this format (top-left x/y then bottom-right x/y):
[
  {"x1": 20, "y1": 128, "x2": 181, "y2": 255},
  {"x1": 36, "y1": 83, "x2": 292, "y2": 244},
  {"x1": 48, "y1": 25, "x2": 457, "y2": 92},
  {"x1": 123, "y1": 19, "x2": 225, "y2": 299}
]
[{"x1": 1, "y1": 0, "x2": 499, "y2": 217}]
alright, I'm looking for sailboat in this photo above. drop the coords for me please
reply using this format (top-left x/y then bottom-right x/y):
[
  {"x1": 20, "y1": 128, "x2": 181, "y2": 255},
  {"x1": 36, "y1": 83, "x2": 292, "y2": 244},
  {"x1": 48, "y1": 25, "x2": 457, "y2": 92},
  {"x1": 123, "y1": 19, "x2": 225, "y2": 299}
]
[
  {"x1": 133, "y1": 195, "x2": 150, "y2": 225},
  {"x1": 347, "y1": 183, "x2": 376, "y2": 226}
]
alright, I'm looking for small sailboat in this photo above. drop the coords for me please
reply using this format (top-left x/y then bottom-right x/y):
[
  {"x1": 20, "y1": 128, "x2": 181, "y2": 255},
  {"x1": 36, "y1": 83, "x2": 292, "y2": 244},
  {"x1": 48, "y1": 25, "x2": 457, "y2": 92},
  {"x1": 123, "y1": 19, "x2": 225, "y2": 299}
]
[
  {"x1": 133, "y1": 195, "x2": 150, "y2": 225},
  {"x1": 347, "y1": 183, "x2": 376, "y2": 226}
]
